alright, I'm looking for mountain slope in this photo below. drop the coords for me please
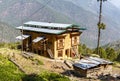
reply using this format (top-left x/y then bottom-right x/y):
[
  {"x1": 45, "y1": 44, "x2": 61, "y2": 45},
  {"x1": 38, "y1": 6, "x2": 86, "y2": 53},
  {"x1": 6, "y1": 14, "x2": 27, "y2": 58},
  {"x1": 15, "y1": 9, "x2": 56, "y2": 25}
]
[
  {"x1": 0, "y1": 21, "x2": 18, "y2": 42},
  {"x1": 0, "y1": 0, "x2": 120, "y2": 47},
  {"x1": 103, "y1": 40, "x2": 120, "y2": 51},
  {"x1": 45, "y1": 0, "x2": 120, "y2": 47},
  {"x1": 0, "y1": 0, "x2": 73, "y2": 26}
]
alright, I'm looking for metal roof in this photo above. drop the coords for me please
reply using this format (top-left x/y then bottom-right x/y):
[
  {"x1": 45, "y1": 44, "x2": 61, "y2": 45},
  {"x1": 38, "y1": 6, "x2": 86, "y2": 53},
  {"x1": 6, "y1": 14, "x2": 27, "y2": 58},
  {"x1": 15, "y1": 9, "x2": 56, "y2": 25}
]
[
  {"x1": 74, "y1": 59, "x2": 100, "y2": 70},
  {"x1": 74, "y1": 63, "x2": 98, "y2": 70},
  {"x1": 33, "y1": 37, "x2": 44, "y2": 43},
  {"x1": 16, "y1": 35, "x2": 30, "y2": 40},
  {"x1": 89, "y1": 57, "x2": 112, "y2": 64},
  {"x1": 73, "y1": 57, "x2": 112, "y2": 70},
  {"x1": 24, "y1": 21, "x2": 79, "y2": 29},
  {"x1": 16, "y1": 26, "x2": 66, "y2": 34}
]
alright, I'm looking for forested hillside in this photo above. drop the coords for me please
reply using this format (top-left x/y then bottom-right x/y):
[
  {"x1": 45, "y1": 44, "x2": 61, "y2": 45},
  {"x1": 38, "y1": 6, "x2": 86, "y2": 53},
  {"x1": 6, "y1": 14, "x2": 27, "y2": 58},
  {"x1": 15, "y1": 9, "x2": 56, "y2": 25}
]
[
  {"x1": 0, "y1": 0, "x2": 120, "y2": 47},
  {"x1": 0, "y1": 22, "x2": 19, "y2": 42},
  {"x1": 103, "y1": 40, "x2": 120, "y2": 51}
]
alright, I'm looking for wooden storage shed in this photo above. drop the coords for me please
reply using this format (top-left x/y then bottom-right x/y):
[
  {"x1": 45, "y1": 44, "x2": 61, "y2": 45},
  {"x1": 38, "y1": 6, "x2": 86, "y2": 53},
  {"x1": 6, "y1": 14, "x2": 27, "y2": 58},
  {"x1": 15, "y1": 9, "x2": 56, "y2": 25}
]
[
  {"x1": 16, "y1": 21, "x2": 86, "y2": 59},
  {"x1": 73, "y1": 57, "x2": 113, "y2": 78}
]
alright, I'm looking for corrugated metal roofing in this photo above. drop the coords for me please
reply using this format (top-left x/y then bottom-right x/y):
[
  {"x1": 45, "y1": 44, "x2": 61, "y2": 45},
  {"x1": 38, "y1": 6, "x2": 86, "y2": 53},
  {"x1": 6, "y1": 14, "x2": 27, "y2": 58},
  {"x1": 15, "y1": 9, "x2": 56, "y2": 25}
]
[
  {"x1": 89, "y1": 57, "x2": 112, "y2": 64},
  {"x1": 16, "y1": 26, "x2": 66, "y2": 34},
  {"x1": 33, "y1": 37, "x2": 44, "y2": 43},
  {"x1": 16, "y1": 35, "x2": 30, "y2": 40},
  {"x1": 73, "y1": 57, "x2": 112, "y2": 70},
  {"x1": 74, "y1": 62, "x2": 98, "y2": 70},
  {"x1": 24, "y1": 21, "x2": 75, "y2": 28}
]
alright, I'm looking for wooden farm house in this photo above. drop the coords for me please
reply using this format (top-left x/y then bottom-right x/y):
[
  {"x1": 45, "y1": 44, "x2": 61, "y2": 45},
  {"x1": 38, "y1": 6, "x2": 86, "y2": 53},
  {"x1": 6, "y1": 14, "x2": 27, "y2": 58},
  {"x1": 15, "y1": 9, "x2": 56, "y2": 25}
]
[
  {"x1": 16, "y1": 21, "x2": 86, "y2": 59},
  {"x1": 73, "y1": 57, "x2": 113, "y2": 78}
]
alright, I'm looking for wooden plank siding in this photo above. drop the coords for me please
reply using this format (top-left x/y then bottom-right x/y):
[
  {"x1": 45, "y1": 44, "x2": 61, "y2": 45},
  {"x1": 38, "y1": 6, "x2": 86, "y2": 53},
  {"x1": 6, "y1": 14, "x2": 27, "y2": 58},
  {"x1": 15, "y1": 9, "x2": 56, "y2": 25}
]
[
  {"x1": 22, "y1": 30, "x2": 82, "y2": 59},
  {"x1": 22, "y1": 31, "x2": 55, "y2": 57}
]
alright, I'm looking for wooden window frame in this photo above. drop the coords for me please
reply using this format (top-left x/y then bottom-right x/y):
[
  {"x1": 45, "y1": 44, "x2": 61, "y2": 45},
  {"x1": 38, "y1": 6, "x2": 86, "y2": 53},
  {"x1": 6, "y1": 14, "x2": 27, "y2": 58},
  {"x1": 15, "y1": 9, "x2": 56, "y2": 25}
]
[
  {"x1": 71, "y1": 36, "x2": 79, "y2": 46},
  {"x1": 57, "y1": 38, "x2": 64, "y2": 49},
  {"x1": 58, "y1": 50, "x2": 63, "y2": 57}
]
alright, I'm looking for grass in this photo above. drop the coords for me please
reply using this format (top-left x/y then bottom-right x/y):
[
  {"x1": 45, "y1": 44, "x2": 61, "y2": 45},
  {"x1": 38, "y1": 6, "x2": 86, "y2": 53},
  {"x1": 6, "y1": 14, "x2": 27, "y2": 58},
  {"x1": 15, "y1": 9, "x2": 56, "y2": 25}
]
[
  {"x1": 113, "y1": 61, "x2": 120, "y2": 66},
  {"x1": 22, "y1": 72, "x2": 70, "y2": 81},
  {"x1": 0, "y1": 54, "x2": 70, "y2": 81},
  {"x1": 0, "y1": 43, "x2": 71, "y2": 81},
  {"x1": 0, "y1": 55, "x2": 25, "y2": 81}
]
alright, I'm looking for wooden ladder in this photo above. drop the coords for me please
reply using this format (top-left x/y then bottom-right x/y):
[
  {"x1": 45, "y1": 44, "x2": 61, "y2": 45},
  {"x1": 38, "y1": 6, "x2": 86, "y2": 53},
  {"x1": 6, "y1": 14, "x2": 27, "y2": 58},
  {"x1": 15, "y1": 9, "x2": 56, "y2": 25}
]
[{"x1": 47, "y1": 48, "x2": 54, "y2": 59}]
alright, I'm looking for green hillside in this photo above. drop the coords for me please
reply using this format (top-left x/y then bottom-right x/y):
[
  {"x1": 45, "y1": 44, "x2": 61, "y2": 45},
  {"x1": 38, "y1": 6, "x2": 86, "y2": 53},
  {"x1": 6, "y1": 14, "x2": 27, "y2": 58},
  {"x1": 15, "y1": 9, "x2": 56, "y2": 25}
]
[
  {"x1": 0, "y1": 47, "x2": 70, "y2": 81},
  {"x1": 0, "y1": 54, "x2": 24, "y2": 81},
  {"x1": 0, "y1": 54, "x2": 70, "y2": 81}
]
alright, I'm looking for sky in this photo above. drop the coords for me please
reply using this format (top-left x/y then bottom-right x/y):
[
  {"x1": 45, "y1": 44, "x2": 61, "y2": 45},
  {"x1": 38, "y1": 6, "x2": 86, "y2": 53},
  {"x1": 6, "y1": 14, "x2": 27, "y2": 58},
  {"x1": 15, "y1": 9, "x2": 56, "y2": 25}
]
[{"x1": 109, "y1": 0, "x2": 120, "y2": 8}]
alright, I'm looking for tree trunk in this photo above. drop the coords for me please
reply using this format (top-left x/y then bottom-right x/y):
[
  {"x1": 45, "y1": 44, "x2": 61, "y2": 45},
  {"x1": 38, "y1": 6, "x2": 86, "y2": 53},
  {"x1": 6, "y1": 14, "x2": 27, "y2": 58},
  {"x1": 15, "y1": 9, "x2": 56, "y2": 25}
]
[{"x1": 97, "y1": 0, "x2": 102, "y2": 54}]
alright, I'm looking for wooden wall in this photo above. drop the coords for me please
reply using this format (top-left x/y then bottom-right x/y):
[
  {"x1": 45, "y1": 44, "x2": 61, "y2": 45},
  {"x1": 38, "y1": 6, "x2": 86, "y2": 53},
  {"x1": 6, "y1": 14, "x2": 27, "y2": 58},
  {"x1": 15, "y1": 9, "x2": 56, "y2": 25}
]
[
  {"x1": 54, "y1": 32, "x2": 81, "y2": 59},
  {"x1": 23, "y1": 31, "x2": 55, "y2": 57},
  {"x1": 22, "y1": 31, "x2": 82, "y2": 59}
]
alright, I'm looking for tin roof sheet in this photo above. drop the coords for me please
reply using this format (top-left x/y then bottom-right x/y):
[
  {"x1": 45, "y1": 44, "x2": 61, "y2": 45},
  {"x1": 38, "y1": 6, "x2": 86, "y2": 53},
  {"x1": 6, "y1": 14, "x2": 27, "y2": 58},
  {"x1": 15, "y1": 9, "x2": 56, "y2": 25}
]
[
  {"x1": 16, "y1": 26, "x2": 66, "y2": 34},
  {"x1": 73, "y1": 57, "x2": 112, "y2": 70},
  {"x1": 89, "y1": 57, "x2": 112, "y2": 64},
  {"x1": 74, "y1": 62, "x2": 98, "y2": 70},
  {"x1": 32, "y1": 37, "x2": 44, "y2": 43},
  {"x1": 24, "y1": 21, "x2": 75, "y2": 28},
  {"x1": 16, "y1": 35, "x2": 30, "y2": 40}
]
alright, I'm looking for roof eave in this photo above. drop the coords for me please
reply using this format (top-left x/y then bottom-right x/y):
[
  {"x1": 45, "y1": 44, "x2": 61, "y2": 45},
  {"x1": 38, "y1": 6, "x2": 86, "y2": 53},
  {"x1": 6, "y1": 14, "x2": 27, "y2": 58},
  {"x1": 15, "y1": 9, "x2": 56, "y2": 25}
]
[
  {"x1": 16, "y1": 26, "x2": 66, "y2": 35},
  {"x1": 66, "y1": 24, "x2": 80, "y2": 28},
  {"x1": 79, "y1": 28, "x2": 87, "y2": 30}
]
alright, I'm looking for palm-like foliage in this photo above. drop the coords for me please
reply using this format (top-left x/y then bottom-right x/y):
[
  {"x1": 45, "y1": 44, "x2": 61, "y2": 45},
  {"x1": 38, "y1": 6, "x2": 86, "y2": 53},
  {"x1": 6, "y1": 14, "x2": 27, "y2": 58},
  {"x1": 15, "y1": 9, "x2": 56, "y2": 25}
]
[
  {"x1": 97, "y1": 22, "x2": 106, "y2": 29},
  {"x1": 97, "y1": 0, "x2": 107, "y2": 54}
]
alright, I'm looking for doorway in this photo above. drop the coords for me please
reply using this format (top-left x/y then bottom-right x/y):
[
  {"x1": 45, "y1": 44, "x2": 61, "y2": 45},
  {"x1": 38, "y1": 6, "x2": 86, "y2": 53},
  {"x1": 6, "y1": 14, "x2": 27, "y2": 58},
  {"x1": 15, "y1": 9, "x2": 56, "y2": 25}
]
[{"x1": 65, "y1": 49, "x2": 69, "y2": 57}]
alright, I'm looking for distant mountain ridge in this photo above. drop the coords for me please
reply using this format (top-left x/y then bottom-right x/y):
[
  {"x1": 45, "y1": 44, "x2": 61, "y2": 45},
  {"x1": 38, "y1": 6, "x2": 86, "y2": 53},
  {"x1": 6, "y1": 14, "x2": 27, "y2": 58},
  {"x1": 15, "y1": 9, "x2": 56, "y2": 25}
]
[
  {"x1": 0, "y1": 0, "x2": 120, "y2": 48},
  {"x1": 103, "y1": 40, "x2": 120, "y2": 51}
]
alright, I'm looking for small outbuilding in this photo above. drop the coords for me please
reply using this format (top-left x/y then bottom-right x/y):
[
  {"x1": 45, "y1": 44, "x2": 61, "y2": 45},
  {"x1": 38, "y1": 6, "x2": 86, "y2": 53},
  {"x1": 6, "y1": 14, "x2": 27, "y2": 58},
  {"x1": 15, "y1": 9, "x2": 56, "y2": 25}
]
[{"x1": 73, "y1": 57, "x2": 113, "y2": 78}]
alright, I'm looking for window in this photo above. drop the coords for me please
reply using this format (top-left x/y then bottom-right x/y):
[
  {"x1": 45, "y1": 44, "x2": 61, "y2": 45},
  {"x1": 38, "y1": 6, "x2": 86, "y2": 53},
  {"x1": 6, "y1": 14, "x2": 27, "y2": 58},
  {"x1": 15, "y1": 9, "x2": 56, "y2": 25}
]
[
  {"x1": 74, "y1": 37, "x2": 77, "y2": 44},
  {"x1": 57, "y1": 39, "x2": 64, "y2": 49},
  {"x1": 72, "y1": 36, "x2": 79, "y2": 45},
  {"x1": 58, "y1": 50, "x2": 63, "y2": 57}
]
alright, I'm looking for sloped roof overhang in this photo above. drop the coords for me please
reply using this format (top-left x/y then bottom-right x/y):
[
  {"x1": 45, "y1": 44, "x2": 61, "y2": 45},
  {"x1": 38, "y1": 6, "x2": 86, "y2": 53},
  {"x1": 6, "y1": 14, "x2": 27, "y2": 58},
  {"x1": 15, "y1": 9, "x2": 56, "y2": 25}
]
[
  {"x1": 24, "y1": 21, "x2": 80, "y2": 29},
  {"x1": 16, "y1": 34, "x2": 30, "y2": 40},
  {"x1": 16, "y1": 26, "x2": 66, "y2": 35}
]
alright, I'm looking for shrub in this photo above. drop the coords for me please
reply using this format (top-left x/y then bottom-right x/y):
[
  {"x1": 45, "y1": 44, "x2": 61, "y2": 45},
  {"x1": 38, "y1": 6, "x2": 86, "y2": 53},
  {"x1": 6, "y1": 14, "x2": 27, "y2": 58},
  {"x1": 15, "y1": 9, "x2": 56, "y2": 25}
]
[
  {"x1": 40, "y1": 72, "x2": 70, "y2": 81},
  {"x1": 22, "y1": 72, "x2": 70, "y2": 81}
]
